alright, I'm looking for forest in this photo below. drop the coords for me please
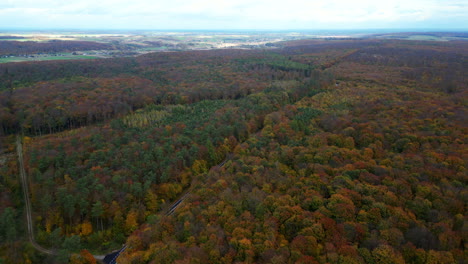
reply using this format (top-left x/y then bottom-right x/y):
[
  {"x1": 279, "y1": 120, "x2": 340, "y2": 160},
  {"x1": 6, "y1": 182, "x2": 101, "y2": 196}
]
[
  {"x1": 0, "y1": 40, "x2": 114, "y2": 56},
  {"x1": 0, "y1": 38, "x2": 466, "y2": 264}
]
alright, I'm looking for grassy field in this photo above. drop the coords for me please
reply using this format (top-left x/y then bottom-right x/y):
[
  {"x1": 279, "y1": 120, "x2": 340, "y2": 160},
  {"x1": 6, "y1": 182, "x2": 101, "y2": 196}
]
[{"x1": 0, "y1": 55, "x2": 100, "y2": 63}]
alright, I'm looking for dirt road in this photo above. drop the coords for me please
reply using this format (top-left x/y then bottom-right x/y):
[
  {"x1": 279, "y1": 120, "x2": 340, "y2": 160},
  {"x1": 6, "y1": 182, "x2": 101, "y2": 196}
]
[{"x1": 16, "y1": 136, "x2": 55, "y2": 255}]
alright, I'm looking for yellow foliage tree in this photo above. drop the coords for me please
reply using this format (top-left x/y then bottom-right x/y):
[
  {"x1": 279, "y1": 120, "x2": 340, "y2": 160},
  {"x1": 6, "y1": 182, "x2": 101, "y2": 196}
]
[
  {"x1": 372, "y1": 245, "x2": 405, "y2": 264},
  {"x1": 145, "y1": 189, "x2": 159, "y2": 213},
  {"x1": 192, "y1": 159, "x2": 208, "y2": 174},
  {"x1": 125, "y1": 210, "x2": 138, "y2": 234},
  {"x1": 81, "y1": 221, "x2": 93, "y2": 236}
]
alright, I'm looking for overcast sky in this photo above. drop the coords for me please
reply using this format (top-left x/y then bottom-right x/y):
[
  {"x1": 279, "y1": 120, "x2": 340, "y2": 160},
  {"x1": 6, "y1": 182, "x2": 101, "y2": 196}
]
[{"x1": 0, "y1": 0, "x2": 467, "y2": 30}]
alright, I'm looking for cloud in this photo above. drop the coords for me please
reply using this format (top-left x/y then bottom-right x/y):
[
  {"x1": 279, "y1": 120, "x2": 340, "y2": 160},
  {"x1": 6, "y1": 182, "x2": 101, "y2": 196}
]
[{"x1": 0, "y1": 0, "x2": 467, "y2": 29}]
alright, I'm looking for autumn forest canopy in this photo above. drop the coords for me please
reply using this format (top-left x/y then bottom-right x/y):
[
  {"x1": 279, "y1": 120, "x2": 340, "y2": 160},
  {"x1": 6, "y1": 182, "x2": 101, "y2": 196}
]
[{"x1": 0, "y1": 37, "x2": 467, "y2": 264}]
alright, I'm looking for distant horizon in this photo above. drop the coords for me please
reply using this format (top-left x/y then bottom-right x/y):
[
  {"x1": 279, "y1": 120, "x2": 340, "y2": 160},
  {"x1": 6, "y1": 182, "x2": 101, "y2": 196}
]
[
  {"x1": 1, "y1": 0, "x2": 466, "y2": 32},
  {"x1": 1, "y1": 28, "x2": 467, "y2": 33}
]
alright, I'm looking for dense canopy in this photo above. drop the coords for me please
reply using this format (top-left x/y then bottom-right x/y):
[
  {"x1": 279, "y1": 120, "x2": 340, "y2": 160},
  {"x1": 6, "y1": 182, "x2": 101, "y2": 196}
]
[{"x1": 0, "y1": 38, "x2": 466, "y2": 264}]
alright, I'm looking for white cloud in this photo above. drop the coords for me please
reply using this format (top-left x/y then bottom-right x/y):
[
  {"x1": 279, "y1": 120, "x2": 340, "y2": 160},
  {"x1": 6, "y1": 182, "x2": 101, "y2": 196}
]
[{"x1": 0, "y1": 0, "x2": 467, "y2": 29}]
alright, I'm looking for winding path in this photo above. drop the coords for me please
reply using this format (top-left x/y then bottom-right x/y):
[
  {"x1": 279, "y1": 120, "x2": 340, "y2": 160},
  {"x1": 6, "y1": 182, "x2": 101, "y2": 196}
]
[
  {"x1": 16, "y1": 136, "x2": 111, "y2": 262},
  {"x1": 16, "y1": 135, "x2": 230, "y2": 263},
  {"x1": 16, "y1": 136, "x2": 55, "y2": 256}
]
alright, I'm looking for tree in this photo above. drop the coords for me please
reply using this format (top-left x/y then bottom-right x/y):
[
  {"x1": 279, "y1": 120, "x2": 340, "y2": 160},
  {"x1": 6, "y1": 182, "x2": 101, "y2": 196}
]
[
  {"x1": 0, "y1": 208, "x2": 17, "y2": 243},
  {"x1": 206, "y1": 139, "x2": 219, "y2": 165},
  {"x1": 80, "y1": 221, "x2": 93, "y2": 236},
  {"x1": 145, "y1": 189, "x2": 159, "y2": 213},
  {"x1": 125, "y1": 210, "x2": 138, "y2": 234},
  {"x1": 372, "y1": 245, "x2": 404, "y2": 264},
  {"x1": 91, "y1": 201, "x2": 104, "y2": 231},
  {"x1": 326, "y1": 194, "x2": 356, "y2": 222},
  {"x1": 426, "y1": 250, "x2": 456, "y2": 264},
  {"x1": 69, "y1": 250, "x2": 97, "y2": 264},
  {"x1": 63, "y1": 235, "x2": 82, "y2": 252}
]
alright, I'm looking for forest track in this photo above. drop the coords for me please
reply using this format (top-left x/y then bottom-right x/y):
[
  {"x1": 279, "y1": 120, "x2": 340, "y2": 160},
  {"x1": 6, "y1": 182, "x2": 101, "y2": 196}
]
[
  {"x1": 163, "y1": 155, "x2": 231, "y2": 216},
  {"x1": 16, "y1": 136, "x2": 113, "y2": 262},
  {"x1": 16, "y1": 135, "x2": 229, "y2": 262},
  {"x1": 166, "y1": 192, "x2": 191, "y2": 216},
  {"x1": 16, "y1": 136, "x2": 55, "y2": 256}
]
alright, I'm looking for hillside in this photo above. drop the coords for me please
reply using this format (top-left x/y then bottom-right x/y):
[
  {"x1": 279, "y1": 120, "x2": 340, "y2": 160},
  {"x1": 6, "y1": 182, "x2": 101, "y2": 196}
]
[{"x1": 0, "y1": 39, "x2": 466, "y2": 264}]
